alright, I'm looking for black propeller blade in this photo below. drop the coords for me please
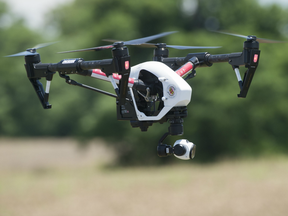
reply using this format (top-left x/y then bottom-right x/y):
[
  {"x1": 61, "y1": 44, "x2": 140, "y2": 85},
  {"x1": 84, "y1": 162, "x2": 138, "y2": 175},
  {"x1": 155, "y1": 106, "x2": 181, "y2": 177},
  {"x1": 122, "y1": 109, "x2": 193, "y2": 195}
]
[
  {"x1": 103, "y1": 39, "x2": 221, "y2": 50},
  {"x1": 215, "y1": 31, "x2": 285, "y2": 43},
  {"x1": 123, "y1": 31, "x2": 178, "y2": 45},
  {"x1": 58, "y1": 31, "x2": 178, "y2": 53},
  {"x1": 166, "y1": 45, "x2": 221, "y2": 49},
  {"x1": 5, "y1": 42, "x2": 58, "y2": 57}
]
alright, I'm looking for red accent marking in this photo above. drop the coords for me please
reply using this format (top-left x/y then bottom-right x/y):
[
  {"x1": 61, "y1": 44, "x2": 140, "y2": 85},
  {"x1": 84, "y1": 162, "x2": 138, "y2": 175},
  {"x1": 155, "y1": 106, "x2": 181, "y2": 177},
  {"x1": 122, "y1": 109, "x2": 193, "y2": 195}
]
[
  {"x1": 92, "y1": 69, "x2": 106, "y2": 76},
  {"x1": 128, "y1": 78, "x2": 134, "y2": 84},
  {"x1": 113, "y1": 74, "x2": 134, "y2": 84},
  {"x1": 112, "y1": 74, "x2": 122, "y2": 80},
  {"x1": 253, "y1": 54, "x2": 259, "y2": 63},
  {"x1": 125, "y1": 61, "x2": 130, "y2": 70},
  {"x1": 92, "y1": 69, "x2": 134, "y2": 84},
  {"x1": 176, "y1": 62, "x2": 194, "y2": 77}
]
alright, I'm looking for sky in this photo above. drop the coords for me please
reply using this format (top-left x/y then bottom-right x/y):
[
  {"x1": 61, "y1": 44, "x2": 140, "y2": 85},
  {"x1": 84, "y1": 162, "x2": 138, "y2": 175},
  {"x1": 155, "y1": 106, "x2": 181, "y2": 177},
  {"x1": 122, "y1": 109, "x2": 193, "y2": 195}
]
[
  {"x1": 2, "y1": 0, "x2": 288, "y2": 30},
  {"x1": 2, "y1": 0, "x2": 74, "y2": 29}
]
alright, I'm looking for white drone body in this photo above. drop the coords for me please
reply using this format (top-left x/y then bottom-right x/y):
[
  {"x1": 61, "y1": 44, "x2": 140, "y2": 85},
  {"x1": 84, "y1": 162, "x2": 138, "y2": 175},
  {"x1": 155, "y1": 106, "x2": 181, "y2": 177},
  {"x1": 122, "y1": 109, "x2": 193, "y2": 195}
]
[
  {"x1": 129, "y1": 61, "x2": 192, "y2": 121},
  {"x1": 91, "y1": 60, "x2": 194, "y2": 122}
]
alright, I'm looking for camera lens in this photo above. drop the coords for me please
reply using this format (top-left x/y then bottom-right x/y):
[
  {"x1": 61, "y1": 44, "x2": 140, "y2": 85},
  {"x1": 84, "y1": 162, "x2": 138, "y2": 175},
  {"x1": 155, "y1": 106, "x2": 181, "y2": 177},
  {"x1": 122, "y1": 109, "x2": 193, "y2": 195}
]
[
  {"x1": 173, "y1": 144, "x2": 186, "y2": 156},
  {"x1": 190, "y1": 144, "x2": 196, "y2": 159}
]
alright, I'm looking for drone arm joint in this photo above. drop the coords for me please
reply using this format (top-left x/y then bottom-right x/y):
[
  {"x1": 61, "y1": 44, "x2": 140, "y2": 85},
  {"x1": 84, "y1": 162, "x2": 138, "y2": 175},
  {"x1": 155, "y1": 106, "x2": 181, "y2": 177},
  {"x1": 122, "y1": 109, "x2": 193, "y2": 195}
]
[{"x1": 175, "y1": 56, "x2": 200, "y2": 79}]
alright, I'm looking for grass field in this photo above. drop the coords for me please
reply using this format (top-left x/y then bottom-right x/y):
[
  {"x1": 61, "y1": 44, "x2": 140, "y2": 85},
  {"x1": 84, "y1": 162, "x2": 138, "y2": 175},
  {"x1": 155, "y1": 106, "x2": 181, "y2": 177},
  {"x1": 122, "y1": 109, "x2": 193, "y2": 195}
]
[{"x1": 0, "y1": 138, "x2": 288, "y2": 216}]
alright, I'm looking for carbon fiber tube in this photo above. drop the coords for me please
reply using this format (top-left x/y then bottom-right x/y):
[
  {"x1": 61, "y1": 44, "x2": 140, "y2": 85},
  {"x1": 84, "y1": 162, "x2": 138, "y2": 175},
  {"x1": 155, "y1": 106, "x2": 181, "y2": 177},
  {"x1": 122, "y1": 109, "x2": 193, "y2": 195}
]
[
  {"x1": 207, "y1": 52, "x2": 243, "y2": 65},
  {"x1": 80, "y1": 59, "x2": 113, "y2": 70},
  {"x1": 207, "y1": 54, "x2": 230, "y2": 63},
  {"x1": 45, "y1": 59, "x2": 114, "y2": 75}
]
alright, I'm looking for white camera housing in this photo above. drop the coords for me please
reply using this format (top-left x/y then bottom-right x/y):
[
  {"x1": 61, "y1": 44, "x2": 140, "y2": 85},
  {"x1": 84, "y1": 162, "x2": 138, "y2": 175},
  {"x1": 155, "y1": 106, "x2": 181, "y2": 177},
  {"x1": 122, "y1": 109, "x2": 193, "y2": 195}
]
[{"x1": 173, "y1": 139, "x2": 196, "y2": 160}]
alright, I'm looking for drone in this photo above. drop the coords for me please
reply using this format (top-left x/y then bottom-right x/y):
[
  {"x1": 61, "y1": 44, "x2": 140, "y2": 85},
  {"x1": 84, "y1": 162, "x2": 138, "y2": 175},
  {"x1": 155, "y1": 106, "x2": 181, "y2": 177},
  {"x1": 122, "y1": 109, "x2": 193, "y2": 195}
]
[{"x1": 6, "y1": 31, "x2": 281, "y2": 160}]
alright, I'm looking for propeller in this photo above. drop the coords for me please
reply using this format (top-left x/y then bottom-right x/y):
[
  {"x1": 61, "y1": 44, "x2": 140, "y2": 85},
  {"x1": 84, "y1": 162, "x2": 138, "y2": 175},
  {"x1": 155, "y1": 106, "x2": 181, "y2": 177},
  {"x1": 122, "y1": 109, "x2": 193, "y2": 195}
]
[
  {"x1": 103, "y1": 39, "x2": 221, "y2": 50},
  {"x1": 5, "y1": 42, "x2": 58, "y2": 57},
  {"x1": 215, "y1": 31, "x2": 285, "y2": 43},
  {"x1": 58, "y1": 31, "x2": 179, "y2": 53}
]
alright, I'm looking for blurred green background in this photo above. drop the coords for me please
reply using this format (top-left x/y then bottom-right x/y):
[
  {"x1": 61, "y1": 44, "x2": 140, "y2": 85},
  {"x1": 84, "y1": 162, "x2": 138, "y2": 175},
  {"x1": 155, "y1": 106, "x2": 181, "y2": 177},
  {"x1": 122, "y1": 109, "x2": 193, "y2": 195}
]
[
  {"x1": 1, "y1": 1, "x2": 288, "y2": 216},
  {"x1": 1, "y1": 0, "x2": 288, "y2": 165}
]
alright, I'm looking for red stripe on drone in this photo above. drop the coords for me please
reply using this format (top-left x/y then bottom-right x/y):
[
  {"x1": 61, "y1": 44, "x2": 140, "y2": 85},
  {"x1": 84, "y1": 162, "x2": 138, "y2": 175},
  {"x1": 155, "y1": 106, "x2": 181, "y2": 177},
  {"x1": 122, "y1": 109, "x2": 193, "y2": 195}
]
[
  {"x1": 92, "y1": 69, "x2": 134, "y2": 84},
  {"x1": 175, "y1": 62, "x2": 194, "y2": 77},
  {"x1": 93, "y1": 69, "x2": 106, "y2": 76}
]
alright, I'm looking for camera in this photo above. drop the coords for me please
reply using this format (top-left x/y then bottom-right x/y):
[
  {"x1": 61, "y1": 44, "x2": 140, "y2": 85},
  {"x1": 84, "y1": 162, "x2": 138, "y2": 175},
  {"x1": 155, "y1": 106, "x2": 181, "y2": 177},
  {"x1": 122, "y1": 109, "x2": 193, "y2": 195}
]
[
  {"x1": 157, "y1": 138, "x2": 196, "y2": 160},
  {"x1": 173, "y1": 139, "x2": 196, "y2": 160}
]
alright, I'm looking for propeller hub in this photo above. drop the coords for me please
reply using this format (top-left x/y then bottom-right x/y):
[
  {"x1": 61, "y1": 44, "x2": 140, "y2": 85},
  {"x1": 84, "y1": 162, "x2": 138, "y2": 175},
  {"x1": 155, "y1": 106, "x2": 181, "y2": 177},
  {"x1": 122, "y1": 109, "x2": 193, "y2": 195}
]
[
  {"x1": 247, "y1": 35, "x2": 257, "y2": 41},
  {"x1": 153, "y1": 43, "x2": 169, "y2": 61},
  {"x1": 113, "y1": 41, "x2": 125, "y2": 48},
  {"x1": 244, "y1": 38, "x2": 259, "y2": 49},
  {"x1": 156, "y1": 43, "x2": 167, "y2": 48},
  {"x1": 27, "y1": 48, "x2": 37, "y2": 53}
]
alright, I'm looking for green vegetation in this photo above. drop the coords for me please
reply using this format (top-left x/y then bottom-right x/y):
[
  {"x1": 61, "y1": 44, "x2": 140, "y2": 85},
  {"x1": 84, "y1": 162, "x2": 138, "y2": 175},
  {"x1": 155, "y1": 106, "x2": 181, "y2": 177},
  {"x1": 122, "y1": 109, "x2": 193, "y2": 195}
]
[{"x1": 1, "y1": 0, "x2": 288, "y2": 165}]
